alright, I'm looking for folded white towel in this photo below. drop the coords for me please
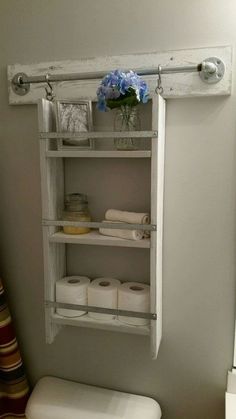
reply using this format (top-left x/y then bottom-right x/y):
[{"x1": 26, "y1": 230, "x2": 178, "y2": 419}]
[
  {"x1": 105, "y1": 209, "x2": 150, "y2": 225},
  {"x1": 99, "y1": 221, "x2": 144, "y2": 241},
  {"x1": 143, "y1": 230, "x2": 150, "y2": 239}
]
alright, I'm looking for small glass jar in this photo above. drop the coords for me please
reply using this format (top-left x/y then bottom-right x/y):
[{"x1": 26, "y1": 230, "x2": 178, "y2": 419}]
[{"x1": 62, "y1": 193, "x2": 91, "y2": 235}]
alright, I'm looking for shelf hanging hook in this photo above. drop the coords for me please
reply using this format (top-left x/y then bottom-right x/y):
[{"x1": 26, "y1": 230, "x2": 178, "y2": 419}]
[
  {"x1": 45, "y1": 74, "x2": 55, "y2": 101},
  {"x1": 155, "y1": 65, "x2": 164, "y2": 95}
]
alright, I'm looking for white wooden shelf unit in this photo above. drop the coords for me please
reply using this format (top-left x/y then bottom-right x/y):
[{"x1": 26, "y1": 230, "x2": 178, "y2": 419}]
[{"x1": 38, "y1": 94, "x2": 165, "y2": 359}]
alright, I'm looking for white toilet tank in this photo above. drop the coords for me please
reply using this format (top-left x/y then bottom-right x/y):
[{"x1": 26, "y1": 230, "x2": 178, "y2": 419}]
[{"x1": 26, "y1": 376, "x2": 161, "y2": 419}]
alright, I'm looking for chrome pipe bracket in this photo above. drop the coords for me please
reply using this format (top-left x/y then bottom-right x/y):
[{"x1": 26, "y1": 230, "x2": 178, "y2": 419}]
[
  {"x1": 199, "y1": 57, "x2": 225, "y2": 84},
  {"x1": 11, "y1": 72, "x2": 30, "y2": 96}
]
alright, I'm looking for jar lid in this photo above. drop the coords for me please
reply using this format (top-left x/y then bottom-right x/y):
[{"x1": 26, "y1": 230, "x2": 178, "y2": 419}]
[{"x1": 65, "y1": 193, "x2": 88, "y2": 207}]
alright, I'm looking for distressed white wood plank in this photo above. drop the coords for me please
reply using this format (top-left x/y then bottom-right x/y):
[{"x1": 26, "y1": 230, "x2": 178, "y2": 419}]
[
  {"x1": 39, "y1": 130, "x2": 156, "y2": 139},
  {"x1": 8, "y1": 46, "x2": 232, "y2": 104},
  {"x1": 150, "y1": 94, "x2": 166, "y2": 360},
  {"x1": 51, "y1": 313, "x2": 150, "y2": 336},
  {"x1": 43, "y1": 220, "x2": 154, "y2": 231},
  {"x1": 43, "y1": 229, "x2": 66, "y2": 344},
  {"x1": 45, "y1": 150, "x2": 151, "y2": 158},
  {"x1": 38, "y1": 99, "x2": 64, "y2": 220},
  {"x1": 49, "y1": 230, "x2": 150, "y2": 248},
  {"x1": 38, "y1": 99, "x2": 66, "y2": 344},
  {"x1": 226, "y1": 392, "x2": 236, "y2": 419},
  {"x1": 150, "y1": 95, "x2": 158, "y2": 360}
]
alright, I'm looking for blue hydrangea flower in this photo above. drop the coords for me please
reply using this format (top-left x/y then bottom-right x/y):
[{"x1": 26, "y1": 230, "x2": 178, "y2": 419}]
[{"x1": 96, "y1": 69, "x2": 149, "y2": 111}]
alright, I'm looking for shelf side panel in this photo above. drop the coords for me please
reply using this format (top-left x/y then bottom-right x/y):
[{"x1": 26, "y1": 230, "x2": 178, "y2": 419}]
[
  {"x1": 43, "y1": 228, "x2": 66, "y2": 343},
  {"x1": 150, "y1": 94, "x2": 166, "y2": 359},
  {"x1": 38, "y1": 99, "x2": 64, "y2": 220},
  {"x1": 38, "y1": 99, "x2": 66, "y2": 343}
]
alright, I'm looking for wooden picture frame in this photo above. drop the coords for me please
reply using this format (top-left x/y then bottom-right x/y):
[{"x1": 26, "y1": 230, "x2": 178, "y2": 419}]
[{"x1": 55, "y1": 100, "x2": 93, "y2": 149}]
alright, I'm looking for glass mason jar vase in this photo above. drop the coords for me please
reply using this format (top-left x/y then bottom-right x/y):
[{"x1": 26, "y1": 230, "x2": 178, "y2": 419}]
[
  {"x1": 113, "y1": 105, "x2": 141, "y2": 150},
  {"x1": 62, "y1": 193, "x2": 91, "y2": 235}
]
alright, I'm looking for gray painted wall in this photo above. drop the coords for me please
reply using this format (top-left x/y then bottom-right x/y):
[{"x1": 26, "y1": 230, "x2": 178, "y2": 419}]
[{"x1": 0, "y1": 1, "x2": 236, "y2": 418}]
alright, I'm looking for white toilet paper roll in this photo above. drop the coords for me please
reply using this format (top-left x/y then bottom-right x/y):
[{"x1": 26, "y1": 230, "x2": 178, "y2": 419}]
[
  {"x1": 88, "y1": 277, "x2": 120, "y2": 321},
  {"x1": 56, "y1": 276, "x2": 90, "y2": 318},
  {"x1": 118, "y1": 282, "x2": 150, "y2": 326}
]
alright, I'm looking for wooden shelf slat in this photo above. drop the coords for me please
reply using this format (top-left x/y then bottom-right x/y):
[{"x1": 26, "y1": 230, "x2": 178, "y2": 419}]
[
  {"x1": 49, "y1": 230, "x2": 150, "y2": 248},
  {"x1": 43, "y1": 220, "x2": 155, "y2": 231},
  {"x1": 51, "y1": 313, "x2": 150, "y2": 336},
  {"x1": 39, "y1": 130, "x2": 157, "y2": 140},
  {"x1": 46, "y1": 150, "x2": 151, "y2": 158}
]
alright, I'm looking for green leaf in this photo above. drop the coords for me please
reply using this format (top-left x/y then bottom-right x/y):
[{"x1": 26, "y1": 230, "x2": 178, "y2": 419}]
[{"x1": 107, "y1": 95, "x2": 139, "y2": 109}]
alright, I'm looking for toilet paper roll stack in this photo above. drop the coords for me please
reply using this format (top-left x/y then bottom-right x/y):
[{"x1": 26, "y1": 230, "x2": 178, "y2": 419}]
[
  {"x1": 88, "y1": 278, "x2": 121, "y2": 321},
  {"x1": 56, "y1": 276, "x2": 90, "y2": 318},
  {"x1": 118, "y1": 282, "x2": 150, "y2": 326}
]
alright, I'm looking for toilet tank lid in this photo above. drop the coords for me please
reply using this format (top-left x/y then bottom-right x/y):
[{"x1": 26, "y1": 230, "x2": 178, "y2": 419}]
[{"x1": 26, "y1": 376, "x2": 161, "y2": 419}]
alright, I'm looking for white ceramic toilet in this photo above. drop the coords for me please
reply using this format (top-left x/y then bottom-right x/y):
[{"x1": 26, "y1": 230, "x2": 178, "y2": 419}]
[{"x1": 25, "y1": 376, "x2": 161, "y2": 419}]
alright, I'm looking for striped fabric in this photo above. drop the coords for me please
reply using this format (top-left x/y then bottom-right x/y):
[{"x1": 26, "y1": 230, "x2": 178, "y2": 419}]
[{"x1": 0, "y1": 279, "x2": 30, "y2": 418}]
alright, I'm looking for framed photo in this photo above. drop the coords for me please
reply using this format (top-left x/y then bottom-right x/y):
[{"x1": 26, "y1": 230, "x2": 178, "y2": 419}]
[{"x1": 55, "y1": 100, "x2": 93, "y2": 149}]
